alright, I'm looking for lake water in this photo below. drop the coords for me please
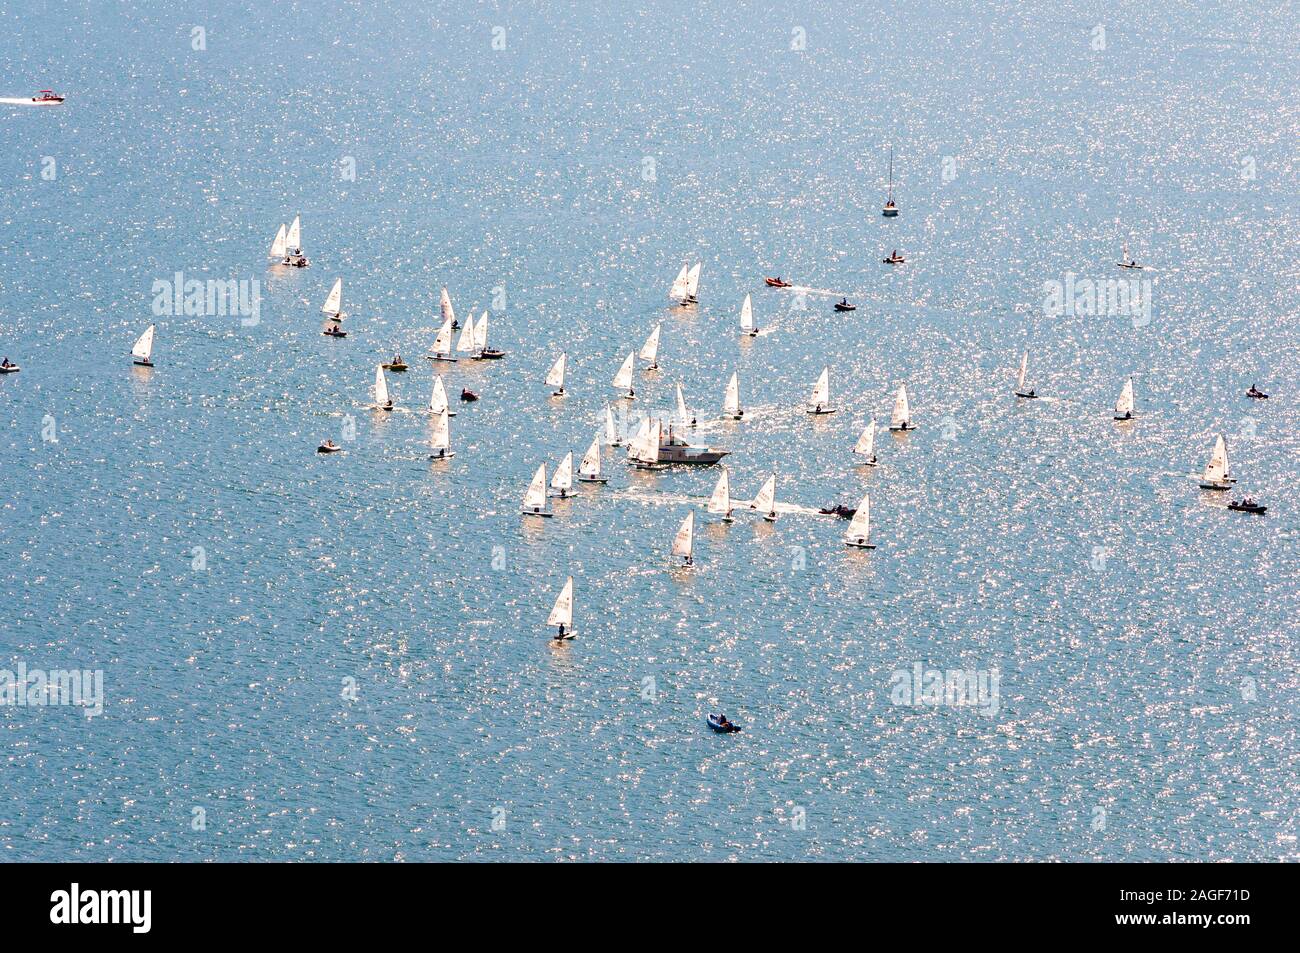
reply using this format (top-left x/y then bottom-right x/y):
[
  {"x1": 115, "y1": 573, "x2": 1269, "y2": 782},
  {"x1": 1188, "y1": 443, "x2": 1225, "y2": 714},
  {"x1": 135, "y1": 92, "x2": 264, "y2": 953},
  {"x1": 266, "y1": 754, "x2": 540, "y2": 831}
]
[{"x1": 1, "y1": 1, "x2": 1296, "y2": 861}]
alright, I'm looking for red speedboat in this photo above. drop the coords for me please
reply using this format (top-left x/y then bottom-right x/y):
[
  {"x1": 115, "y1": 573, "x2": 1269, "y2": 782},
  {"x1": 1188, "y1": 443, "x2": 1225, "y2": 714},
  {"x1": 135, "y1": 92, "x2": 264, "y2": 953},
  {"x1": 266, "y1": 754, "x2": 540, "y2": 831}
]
[
  {"x1": 764, "y1": 277, "x2": 792, "y2": 288},
  {"x1": 31, "y1": 90, "x2": 65, "y2": 104}
]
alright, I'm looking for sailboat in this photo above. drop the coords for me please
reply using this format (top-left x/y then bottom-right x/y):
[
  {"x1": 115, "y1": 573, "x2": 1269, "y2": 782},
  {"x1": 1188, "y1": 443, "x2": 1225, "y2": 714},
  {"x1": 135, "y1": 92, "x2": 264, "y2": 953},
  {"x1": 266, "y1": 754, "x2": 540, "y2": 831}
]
[
  {"x1": 628, "y1": 418, "x2": 665, "y2": 470},
  {"x1": 547, "y1": 576, "x2": 576, "y2": 640},
  {"x1": 321, "y1": 278, "x2": 345, "y2": 320},
  {"x1": 284, "y1": 215, "x2": 308, "y2": 266},
  {"x1": 853, "y1": 418, "x2": 879, "y2": 465},
  {"x1": 1114, "y1": 377, "x2": 1135, "y2": 420},
  {"x1": 269, "y1": 223, "x2": 287, "y2": 261},
  {"x1": 550, "y1": 451, "x2": 574, "y2": 498},
  {"x1": 1198, "y1": 434, "x2": 1234, "y2": 490},
  {"x1": 1014, "y1": 351, "x2": 1037, "y2": 399},
  {"x1": 1117, "y1": 243, "x2": 1143, "y2": 270},
  {"x1": 683, "y1": 262, "x2": 702, "y2": 305},
  {"x1": 882, "y1": 146, "x2": 899, "y2": 217},
  {"x1": 672, "y1": 511, "x2": 695, "y2": 566},
  {"x1": 751, "y1": 473, "x2": 778, "y2": 521},
  {"x1": 578, "y1": 435, "x2": 607, "y2": 483},
  {"x1": 429, "y1": 374, "x2": 456, "y2": 417},
  {"x1": 668, "y1": 263, "x2": 690, "y2": 302},
  {"x1": 322, "y1": 319, "x2": 347, "y2": 338},
  {"x1": 889, "y1": 384, "x2": 915, "y2": 431},
  {"x1": 472, "y1": 310, "x2": 504, "y2": 359},
  {"x1": 522, "y1": 463, "x2": 551, "y2": 516},
  {"x1": 806, "y1": 366, "x2": 835, "y2": 414},
  {"x1": 439, "y1": 287, "x2": 459, "y2": 329},
  {"x1": 429, "y1": 407, "x2": 454, "y2": 459},
  {"x1": 708, "y1": 467, "x2": 734, "y2": 522},
  {"x1": 455, "y1": 313, "x2": 478, "y2": 358},
  {"x1": 739, "y1": 294, "x2": 757, "y2": 336},
  {"x1": 604, "y1": 404, "x2": 627, "y2": 447},
  {"x1": 675, "y1": 383, "x2": 696, "y2": 427},
  {"x1": 373, "y1": 365, "x2": 393, "y2": 411},
  {"x1": 612, "y1": 351, "x2": 636, "y2": 399},
  {"x1": 546, "y1": 352, "x2": 567, "y2": 396},
  {"x1": 131, "y1": 324, "x2": 156, "y2": 367},
  {"x1": 843, "y1": 491, "x2": 875, "y2": 548},
  {"x1": 427, "y1": 317, "x2": 456, "y2": 361},
  {"x1": 640, "y1": 323, "x2": 661, "y2": 370},
  {"x1": 722, "y1": 371, "x2": 744, "y2": 420}
]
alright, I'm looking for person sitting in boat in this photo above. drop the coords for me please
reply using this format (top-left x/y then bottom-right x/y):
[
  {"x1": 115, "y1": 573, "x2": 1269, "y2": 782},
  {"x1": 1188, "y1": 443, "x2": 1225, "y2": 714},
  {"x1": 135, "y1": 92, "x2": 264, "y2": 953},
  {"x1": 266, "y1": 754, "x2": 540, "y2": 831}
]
[
  {"x1": 392, "y1": 354, "x2": 402, "y2": 365},
  {"x1": 839, "y1": 298, "x2": 848, "y2": 306},
  {"x1": 461, "y1": 387, "x2": 478, "y2": 401},
  {"x1": 321, "y1": 439, "x2": 337, "y2": 451},
  {"x1": 717, "y1": 714, "x2": 730, "y2": 728},
  {"x1": 1, "y1": 357, "x2": 10, "y2": 368},
  {"x1": 814, "y1": 403, "x2": 823, "y2": 413}
]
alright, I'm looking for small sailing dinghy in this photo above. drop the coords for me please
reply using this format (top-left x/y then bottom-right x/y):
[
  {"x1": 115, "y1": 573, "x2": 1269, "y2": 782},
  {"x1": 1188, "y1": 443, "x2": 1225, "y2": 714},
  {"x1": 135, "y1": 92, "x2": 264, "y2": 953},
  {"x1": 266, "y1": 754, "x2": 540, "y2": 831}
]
[
  {"x1": 882, "y1": 249, "x2": 905, "y2": 265},
  {"x1": 612, "y1": 351, "x2": 636, "y2": 400},
  {"x1": 669, "y1": 263, "x2": 690, "y2": 302},
  {"x1": 806, "y1": 366, "x2": 835, "y2": 414},
  {"x1": 284, "y1": 215, "x2": 308, "y2": 267},
  {"x1": 472, "y1": 311, "x2": 504, "y2": 359},
  {"x1": 683, "y1": 262, "x2": 702, "y2": 305},
  {"x1": 675, "y1": 383, "x2": 696, "y2": 427},
  {"x1": 1014, "y1": 352, "x2": 1037, "y2": 399},
  {"x1": 439, "y1": 287, "x2": 459, "y2": 330},
  {"x1": 751, "y1": 473, "x2": 778, "y2": 522},
  {"x1": 428, "y1": 374, "x2": 456, "y2": 417},
  {"x1": 707, "y1": 467, "x2": 734, "y2": 522},
  {"x1": 1113, "y1": 377, "x2": 1136, "y2": 420},
  {"x1": 428, "y1": 407, "x2": 454, "y2": 459},
  {"x1": 882, "y1": 146, "x2": 900, "y2": 217},
  {"x1": 671, "y1": 511, "x2": 695, "y2": 566},
  {"x1": 889, "y1": 384, "x2": 915, "y2": 431},
  {"x1": 546, "y1": 352, "x2": 567, "y2": 396},
  {"x1": 373, "y1": 365, "x2": 394, "y2": 411},
  {"x1": 522, "y1": 463, "x2": 552, "y2": 516},
  {"x1": 605, "y1": 404, "x2": 627, "y2": 447},
  {"x1": 428, "y1": 317, "x2": 457, "y2": 361},
  {"x1": 1198, "y1": 434, "x2": 1234, "y2": 490},
  {"x1": 321, "y1": 278, "x2": 345, "y2": 321},
  {"x1": 739, "y1": 294, "x2": 757, "y2": 337},
  {"x1": 578, "y1": 435, "x2": 607, "y2": 483},
  {"x1": 550, "y1": 451, "x2": 574, "y2": 498},
  {"x1": 707, "y1": 714, "x2": 741, "y2": 733},
  {"x1": 722, "y1": 371, "x2": 744, "y2": 420},
  {"x1": 131, "y1": 324, "x2": 156, "y2": 367},
  {"x1": 843, "y1": 491, "x2": 875, "y2": 548},
  {"x1": 640, "y1": 323, "x2": 661, "y2": 370},
  {"x1": 547, "y1": 576, "x2": 575, "y2": 640},
  {"x1": 854, "y1": 417, "x2": 879, "y2": 465},
  {"x1": 455, "y1": 313, "x2": 478, "y2": 359},
  {"x1": 269, "y1": 224, "x2": 288, "y2": 264},
  {"x1": 628, "y1": 419, "x2": 666, "y2": 470},
  {"x1": 1116, "y1": 243, "x2": 1143, "y2": 270}
]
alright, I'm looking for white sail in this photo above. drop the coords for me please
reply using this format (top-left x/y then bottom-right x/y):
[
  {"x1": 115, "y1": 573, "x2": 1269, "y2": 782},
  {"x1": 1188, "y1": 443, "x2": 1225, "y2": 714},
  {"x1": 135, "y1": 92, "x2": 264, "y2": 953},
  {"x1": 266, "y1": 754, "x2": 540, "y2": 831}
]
[
  {"x1": 546, "y1": 352, "x2": 567, "y2": 389},
  {"x1": 612, "y1": 351, "x2": 635, "y2": 392},
  {"x1": 431, "y1": 318, "x2": 454, "y2": 356},
  {"x1": 752, "y1": 473, "x2": 777, "y2": 516},
  {"x1": 669, "y1": 263, "x2": 690, "y2": 299},
  {"x1": 547, "y1": 577, "x2": 574, "y2": 628},
  {"x1": 429, "y1": 374, "x2": 450, "y2": 413},
  {"x1": 844, "y1": 492, "x2": 872, "y2": 545},
  {"x1": 632, "y1": 419, "x2": 662, "y2": 463},
  {"x1": 674, "y1": 383, "x2": 691, "y2": 425},
  {"x1": 286, "y1": 215, "x2": 302, "y2": 251},
  {"x1": 671, "y1": 510, "x2": 695, "y2": 559},
  {"x1": 685, "y1": 262, "x2": 702, "y2": 298},
  {"x1": 854, "y1": 418, "x2": 876, "y2": 457},
  {"x1": 131, "y1": 324, "x2": 155, "y2": 361},
  {"x1": 269, "y1": 224, "x2": 287, "y2": 259},
  {"x1": 723, "y1": 372, "x2": 741, "y2": 417},
  {"x1": 374, "y1": 365, "x2": 390, "y2": 406},
  {"x1": 639, "y1": 323, "x2": 661, "y2": 366},
  {"x1": 473, "y1": 311, "x2": 489, "y2": 352},
  {"x1": 579, "y1": 435, "x2": 602, "y2": 479},
  {"x1": 739, "y1": 294, "x2": 754, "y2": 332},
  {"x1": 321, "y1": 278, "x2": 343, "y2": 317},
  {"x1": 605, "y1": 404, "x2": 620, "y2": 445},
  {"x1": 523, "y1": 463, "x2": 549, "y2": 511},
  {"x1": 891, "y1": 384, "x2": 912, "y2": 428},
  {"x1": 707, "y1": 467, "x2": 731, "y2": 516},
  {"x1": 431, "y1": 407, "x2": 451, "y2": 451},
  {"x1": 809, "y1": 366, "x2": 831, "y2": 410},
  {"x1": 1017, "y1": 352, "x2": 1028, "y2": 391},
  {"x1": 1202, "y1": 434, "x2": 1229, "y2": 483},
  {"x1": 1115, "y1": 377, "x2": 1135, "y2": 416},
  {"x1": 551, "y1": 451, "x2": 573, "y2": 493},
  {"x1": 456, "y1": 314, "x2": 477, "y2": 353},
  {"x1": 439, "y1": 287, "x2": 455, "y2": 328}
]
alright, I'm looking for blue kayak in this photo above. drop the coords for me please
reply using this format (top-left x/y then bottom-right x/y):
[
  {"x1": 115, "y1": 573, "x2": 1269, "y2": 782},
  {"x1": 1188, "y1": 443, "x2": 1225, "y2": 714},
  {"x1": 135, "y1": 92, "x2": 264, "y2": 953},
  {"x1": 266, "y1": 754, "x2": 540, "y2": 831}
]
[{"x1": 707, "y1": 714, "x2": 741, "y2": 733}]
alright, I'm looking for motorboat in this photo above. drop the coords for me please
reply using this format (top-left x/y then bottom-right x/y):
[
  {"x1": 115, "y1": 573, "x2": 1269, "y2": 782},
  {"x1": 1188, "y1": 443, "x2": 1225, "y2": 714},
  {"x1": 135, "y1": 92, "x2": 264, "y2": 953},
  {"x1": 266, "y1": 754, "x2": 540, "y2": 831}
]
[
  {"x1": 833, "y1": 298, "x2": 856, "y2": 312},
  {"x1": 657, "y1": 425, "x2": 729, "y2": 464},
  {"x1": 764, "y1": 276, "x2": 792, "y2": 288}
]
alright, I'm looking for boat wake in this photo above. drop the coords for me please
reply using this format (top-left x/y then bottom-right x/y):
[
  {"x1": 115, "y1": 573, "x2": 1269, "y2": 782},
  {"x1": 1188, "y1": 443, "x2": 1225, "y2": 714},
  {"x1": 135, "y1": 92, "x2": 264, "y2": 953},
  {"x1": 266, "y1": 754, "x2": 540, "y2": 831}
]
[
  {"x1": 0, "y1": 97, "x2": 60, "y2": 106},
  {"x1": 612, "y1": 488, "x2": 822, "y2": 517}
]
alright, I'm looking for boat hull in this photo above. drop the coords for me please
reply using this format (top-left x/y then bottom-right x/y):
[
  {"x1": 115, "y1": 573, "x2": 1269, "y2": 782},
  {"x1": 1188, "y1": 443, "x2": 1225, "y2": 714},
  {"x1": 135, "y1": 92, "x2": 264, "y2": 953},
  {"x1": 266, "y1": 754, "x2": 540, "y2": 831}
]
[
  {"x1": 1014, "y1": 391, "x2": 1037, "y2": 399},
  {"x1": 578, "y1": 475, "x2": 608, "y2": 483},
  {"x1": 657, "y1": 447, "x2": 729, "y2": 464},
  {"x1": 845, "y1": 539, "x2": 876, "y2": 549},
  {"x1": 707, "y1": 715, "x2": 741, "y2": 733},
  {"x1": 1199, "y1": 481, "x2": 1231, "y2": 491},
  {"x1": 0, "y1": 366, "x2": 20, "y2": 374}
]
